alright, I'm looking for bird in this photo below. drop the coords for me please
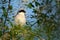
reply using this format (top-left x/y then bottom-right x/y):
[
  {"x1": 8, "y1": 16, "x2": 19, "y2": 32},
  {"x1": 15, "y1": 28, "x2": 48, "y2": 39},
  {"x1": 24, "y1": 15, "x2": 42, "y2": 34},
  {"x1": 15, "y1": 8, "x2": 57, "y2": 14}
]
[{"x1": 14, "y1": 9, "x2": 26, "y2": 26}]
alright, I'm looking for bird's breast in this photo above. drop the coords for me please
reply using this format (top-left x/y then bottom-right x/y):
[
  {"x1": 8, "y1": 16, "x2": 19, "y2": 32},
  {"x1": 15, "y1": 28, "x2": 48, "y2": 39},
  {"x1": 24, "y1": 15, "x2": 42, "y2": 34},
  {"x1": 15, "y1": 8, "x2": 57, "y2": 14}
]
[{"x1": 15, "y1": 13, "x2": 26, "y2": 26}]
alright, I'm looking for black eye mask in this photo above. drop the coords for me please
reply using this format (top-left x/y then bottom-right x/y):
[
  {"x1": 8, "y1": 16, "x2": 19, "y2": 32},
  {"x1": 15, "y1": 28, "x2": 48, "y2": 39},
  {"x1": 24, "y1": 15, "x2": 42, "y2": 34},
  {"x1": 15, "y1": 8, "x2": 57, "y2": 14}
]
[
  {"x1": 18, "y1": 10, "x2": 26, "y2": 13},
  {"x1": 15, "y1": 10, "x2": 26, "y2": 17}
]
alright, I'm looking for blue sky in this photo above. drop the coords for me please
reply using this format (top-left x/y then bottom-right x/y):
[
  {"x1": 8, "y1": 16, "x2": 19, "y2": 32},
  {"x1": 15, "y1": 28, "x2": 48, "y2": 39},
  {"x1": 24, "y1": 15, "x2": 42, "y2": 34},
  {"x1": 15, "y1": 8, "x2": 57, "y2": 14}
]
[
  {"x1": 9, "y1": 0, "x2": 37, "y2": 25},
  {"x1": 0, "y1": 0, "x2": 36, "y2": 27},
  {"x1": 0, "y1": 0, "x2": 56, "y2": 27}
]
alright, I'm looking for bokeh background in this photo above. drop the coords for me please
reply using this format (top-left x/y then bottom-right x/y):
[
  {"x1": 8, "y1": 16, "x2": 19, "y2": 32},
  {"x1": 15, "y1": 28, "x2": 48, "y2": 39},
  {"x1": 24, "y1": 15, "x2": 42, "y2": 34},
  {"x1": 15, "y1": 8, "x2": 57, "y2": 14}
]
[{"x1": 0, "y1": 0, "x2": 60, "y2": 40}]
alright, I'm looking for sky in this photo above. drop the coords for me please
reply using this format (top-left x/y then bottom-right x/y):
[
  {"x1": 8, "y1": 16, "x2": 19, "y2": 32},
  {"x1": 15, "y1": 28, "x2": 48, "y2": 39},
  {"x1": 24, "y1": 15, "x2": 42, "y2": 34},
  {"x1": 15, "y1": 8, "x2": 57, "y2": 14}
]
[
  {"x1": 0, "y1": 0, "x2": 36, "y2": 27},
  {"x1": 0, "y1": 0, "x2": 59, "y2": 40},
  {"x1": 0, "y1": 0, "x2": 56, "y2": 27},
  {"x1": 9, "y1": 0, "x2": 37, "y2": 26}
]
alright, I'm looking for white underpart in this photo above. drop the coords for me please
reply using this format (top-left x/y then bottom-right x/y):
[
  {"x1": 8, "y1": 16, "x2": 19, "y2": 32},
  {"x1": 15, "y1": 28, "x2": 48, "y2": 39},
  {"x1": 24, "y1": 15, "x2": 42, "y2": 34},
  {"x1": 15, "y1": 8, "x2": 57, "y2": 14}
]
[{"x1": 15, "y1": 12, "x2": 26, "y2": 26}]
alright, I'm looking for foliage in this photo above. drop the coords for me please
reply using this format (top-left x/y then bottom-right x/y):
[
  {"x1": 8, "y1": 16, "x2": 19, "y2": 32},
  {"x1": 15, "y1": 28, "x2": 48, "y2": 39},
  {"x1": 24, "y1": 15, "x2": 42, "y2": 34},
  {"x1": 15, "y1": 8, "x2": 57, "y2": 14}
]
[
  {"x1": 0, "y1": 0, "x2": 60, "y2": 40},
  {"x1": 26, "y1": 0, "x2": 60, "y2": 40}
]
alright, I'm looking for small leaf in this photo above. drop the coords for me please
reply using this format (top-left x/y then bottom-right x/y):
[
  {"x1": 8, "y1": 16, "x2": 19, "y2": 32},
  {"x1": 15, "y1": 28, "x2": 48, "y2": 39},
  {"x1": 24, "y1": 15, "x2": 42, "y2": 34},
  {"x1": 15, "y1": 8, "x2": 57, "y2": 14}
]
[
  {"x1": 46, "y1": 0, "x2": 49, "y2": 5},
  {"x1": 27, "y1": 3, "x2": 34, "y2": 8},
  {"x1": 35, "y1": 1, "x2": 40, "y2": 6},
  {"x1": 33, "y1": 9, "x2": 37, "y2": 13},
  {"x1": 8, "y1": 5, "x2": 12, "y2": 10},
  {"x1": 2, "y1": 7, "x2": 7, "y2": 17},
  {"x1": 0, "y1": 30, "x2": 2, "y2": 37}
]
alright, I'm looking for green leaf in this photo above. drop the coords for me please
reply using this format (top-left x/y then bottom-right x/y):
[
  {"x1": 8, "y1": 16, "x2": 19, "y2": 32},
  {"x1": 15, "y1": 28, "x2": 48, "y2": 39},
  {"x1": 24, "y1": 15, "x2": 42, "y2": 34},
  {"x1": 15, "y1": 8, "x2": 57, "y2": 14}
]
[
  {"x1": 0, "y1": 30, "x2": 2, "y2": 37},
  {"x1": 8, "y1": 5, "x2": 12, "y2": 10},
  {"x1": 27, "y1": 3, "x2": 34, "y2": 8},
  {"x1": 33, "y1": 9, "x2": 37, "y2": 13},
  {"x1": 2, "y1": 7, "x2": 7, "y2": 17},
  {"x1": 46, "y1": 0, "x2": 49, "y2": 5},
  {"x1": 35, "y1": 1, "x2": 40, "y2": 6}
]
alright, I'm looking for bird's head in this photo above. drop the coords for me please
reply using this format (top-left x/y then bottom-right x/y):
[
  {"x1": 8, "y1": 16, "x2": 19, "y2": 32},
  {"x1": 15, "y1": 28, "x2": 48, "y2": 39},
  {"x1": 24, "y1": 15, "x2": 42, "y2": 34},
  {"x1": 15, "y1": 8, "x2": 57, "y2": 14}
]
[
  {"x1": 17, "y1": 9, "x2": 26, "y2": 15},
  {"x1": 18, "y1": 10, "x2": 26, "y2": 13}
]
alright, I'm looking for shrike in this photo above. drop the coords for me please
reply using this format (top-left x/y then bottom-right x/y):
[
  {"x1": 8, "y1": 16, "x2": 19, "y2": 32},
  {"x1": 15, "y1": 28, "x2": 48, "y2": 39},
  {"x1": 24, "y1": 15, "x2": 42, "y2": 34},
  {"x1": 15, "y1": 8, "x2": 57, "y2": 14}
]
[{"x1": 14, "y1": 10, "x2": 26, "y2": 26}]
